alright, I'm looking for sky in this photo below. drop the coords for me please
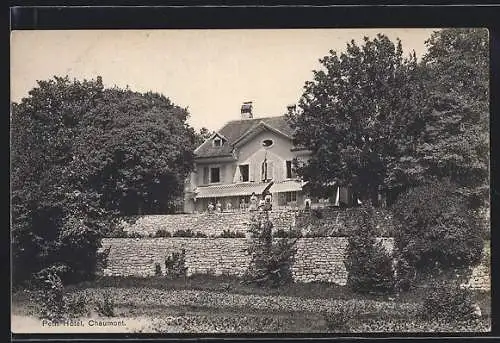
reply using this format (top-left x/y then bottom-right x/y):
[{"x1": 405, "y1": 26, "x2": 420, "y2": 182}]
[{"x1": 11, "y1": 28, "x2": 438, "y2": 132}]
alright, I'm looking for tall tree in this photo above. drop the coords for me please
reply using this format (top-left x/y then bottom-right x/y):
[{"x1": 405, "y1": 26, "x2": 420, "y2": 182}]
[
  {"x1": 195, "y1": 127, "x2": 215, "y2": 147},
  {"x1": 290, "y1": 34, "x2": 427, "y2": 204},
  {"x1": 11, "y1": 76, "x2": 196, "y2": 284},
  {"x1": 418, "y1": 28, "x2": 489, "y2": 209}
]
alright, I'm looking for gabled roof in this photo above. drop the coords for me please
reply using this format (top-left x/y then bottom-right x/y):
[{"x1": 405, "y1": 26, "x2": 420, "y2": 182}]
[{"x1": 194, "y1": 116, "x2": 295, "y2": 159}]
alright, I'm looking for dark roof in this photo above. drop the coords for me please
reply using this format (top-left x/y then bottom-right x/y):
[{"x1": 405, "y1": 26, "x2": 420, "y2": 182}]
[{"x1": 194, "y1": 116, "x2": 294, "y2": 159}]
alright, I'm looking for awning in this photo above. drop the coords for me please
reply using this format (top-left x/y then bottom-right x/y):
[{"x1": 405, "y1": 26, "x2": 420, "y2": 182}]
[
  {"x1": 194, "y1": 181, "x2": 272, "y2": 199},
  {"x1": 269, "y1": 180, "x2": 308, "y2": 193}
]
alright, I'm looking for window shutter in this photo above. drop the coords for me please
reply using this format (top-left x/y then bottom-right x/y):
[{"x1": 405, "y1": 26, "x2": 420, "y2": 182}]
[
  {"x1": 268, "y1": 161, "x2": 274, "y2": 180},
  {"x1": 235, "y1": 166, "x2": 241, "y2": 182},
  {"x1": 261, "y1": 161, "x2": 266, "y2": 181},
  {"x1": 219, "y1": 166, "x2": 225, "y2": 183},
  {"x1": 203, "y1": 167, "x2": 209, "y2": 184}
]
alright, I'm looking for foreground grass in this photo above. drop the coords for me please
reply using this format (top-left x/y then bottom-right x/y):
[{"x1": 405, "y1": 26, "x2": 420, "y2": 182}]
[
  {"x1": 11, "y1": 275, "x2": 491, "y2": 333},
  {"x1": 65, "y1": 274, "x2": 422, "y2": 302}
]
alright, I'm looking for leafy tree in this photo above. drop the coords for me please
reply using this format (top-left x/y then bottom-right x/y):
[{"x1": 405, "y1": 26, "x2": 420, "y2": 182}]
[
  {"x1": 11, "y1": 76, "x2": 108, "y2": 284},
  {"x1": 195, "y1": 127, "x2": 215, "y2": 147},
  {"x1": 390, "y1": 30, "x2": 489, "y2": 289},
  {"x1": 392, "y1": 180, "x2": 483, "y2": 281},
  {"x1": 290, "y1": 29, "x2": 489, "y2": 210},
  {"x1": 289, "y1": 34, "x2": 427, "y2": 204},
  {"x1": 344, "y1": 205, "x2": 395, "y2": 294},
  {"x1": 11, "y1": 76, "x2": 196, "y2": 285},
  {"x1": 72, "y1": 88, "x2": 196, "y2": 215},
  {"x1": 417, "y1": 28, "x2": 489, "y2": 210}
]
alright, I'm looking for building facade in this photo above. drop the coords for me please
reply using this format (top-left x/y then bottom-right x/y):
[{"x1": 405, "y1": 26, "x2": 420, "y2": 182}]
[{"x1": 183, "y1": 102, "x2": 346, "y2": 213}]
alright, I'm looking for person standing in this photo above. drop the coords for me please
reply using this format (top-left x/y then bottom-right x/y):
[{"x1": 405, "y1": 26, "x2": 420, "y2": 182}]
[
  {"x1": 207, "y1": 202, "x2": 214, "y2": 214},
  {"x1": 264, "y1": 191, "x2": 272, "y2": 211},
  {"x1": 304, "y1": 196, "x2": 311, "y2": 211},
  {"x1": 239, "y1": 198, "x2": 246, "y2": 211},
  {"x1": 249, "y1": 192, "x2": 258, "y2": 211}
]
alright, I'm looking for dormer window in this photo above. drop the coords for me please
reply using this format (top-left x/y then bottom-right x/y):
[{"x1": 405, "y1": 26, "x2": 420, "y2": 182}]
[{"x1": 212, "y1": 134, "x2": 224, "y2": 147}]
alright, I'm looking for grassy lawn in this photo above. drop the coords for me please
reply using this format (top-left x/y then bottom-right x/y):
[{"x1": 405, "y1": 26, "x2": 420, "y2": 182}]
[{"x1": 11, "y1": 275, "x2": 491, "y2": 333}]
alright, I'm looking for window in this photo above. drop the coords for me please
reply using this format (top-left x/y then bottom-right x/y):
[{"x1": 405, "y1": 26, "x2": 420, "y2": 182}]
[
  {"x1": 285, "y1": 191, "x2": 297, "y2": 203},
  {"x1": 286, "y1": 161, "x2": 292, "y2": 179},
  {"x1": 239, "y1": 164, "x2": 249, "y2": 182},
  {"x1": 261, "y1": 160, "x2": 273, "y2": 181},
  {"x1": 210, "y1": 167, "x2": 220, "y2": 183},
  {"x1": 261, "y1": 160, "x2": 268, "y2": 181},
  {"x1": 213, "y1": 138, "x2": 222, "y2": 147},
  {"x1": 286, "y1": 160, "x2": 297, "y2": 179},
  {"x1": 262, "y1": 139, "x2": 274, "y2": 148}
]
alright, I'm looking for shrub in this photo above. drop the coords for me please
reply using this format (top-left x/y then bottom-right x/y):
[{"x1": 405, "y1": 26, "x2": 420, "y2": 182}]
[
  {"x1": 322, "y1": 301, "x2": 358, "y2": 331},
  {"x1": 66, "y1": 293, "x2": 91, "y2": 317},
  {"x1": 311, "y1": 208, "x2": 323, "y2": 219},
  {"x1": 94, "y1": 290, "x2": 115, "y2": 317},
  {"x1": 105, "y1": 228, "x2": 145, "y2": 238},
  {"x1": 154, "y1": 262, "x2": 162, "y2": 276},
  {"x1": 154, "y1": 229, "x2": 171, "y2": 238},
  {"x1": 393, "y1": 256, "x2": 417, "y2": 292},
  {"x1": 219, "y1": 229, "x2": 246, "y2": 238},
  {"x1": 422, "y1": 280, "x2": 477, "y2": 321},
  {"x1": 273, "y1": 228, "x2": 302, "y2": 238},
  {"x1": 165, "y1": 249, "x2": 187, "y2": 278},
  {"x1": 30, "y1": 264, "x2": 69, "y2": 321},
  {"x1": 243, "y1": 211, "x2": 298, "y2": 288},
  {"x1": 344, "y1": 205, "x2": 395, "y2": 294},
  {"x1": 125, "y1": 232, "x2": 145, "y2": 238},
  {"x1": 96, "y1": 246, "x2": 111, "y2": 273},
  {"x1": 172, "y1": 229, "x2": 207, "y2": 238},
  {"x1": 172, "y1": 229, "x2": 193, "y2": 237},
  {"x1": 392, "y1": 180, "x2": 484, "y2": 277}
]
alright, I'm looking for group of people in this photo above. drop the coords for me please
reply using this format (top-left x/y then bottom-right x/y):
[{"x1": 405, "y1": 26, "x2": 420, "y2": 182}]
[{"x1": 207, "y1": 191, "x2": 273, "y2": 214}]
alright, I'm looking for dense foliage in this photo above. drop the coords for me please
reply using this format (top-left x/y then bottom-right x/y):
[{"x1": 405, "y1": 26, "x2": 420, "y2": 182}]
[
  {"x1": 392, "y1": 180, "x2": 484, "y2": 278},
  {"x1": 29, "y1": 265, "x2": 68, "y2": 321},
  {"x1": 344, "y1": 205, "x2": 395, "y2": 294},
  {"x1": 243, "y1": 211, "x2": 298, "y2": 288},
  {"x1": 11, "y1": 76, "x2": 197, "y2": 285},
  {"x1": 290, "y1": 29, "x2": 489, "y2": 209},
  {"x1": 194, "y1": 127, "x2": 215, "y2": 147},
  {"x1": 422, "y1": 280, "x2": 478, "y2": 321},
  {"x1": 219, "y1": 229, "x2": 246, "y2": 238},
  {"x1": 164, "y1": 250, "x2": 187, "y2": 279},
  {"x1": 289, "y1": 34, "x2": 426, "y2": 203},
  {"x1": 418, "y1": 29, "x2": 489, "y2": 210}
]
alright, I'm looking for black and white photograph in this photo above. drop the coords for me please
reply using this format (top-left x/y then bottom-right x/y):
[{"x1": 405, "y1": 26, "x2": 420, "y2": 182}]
[{"x1": 10, "y1": 27, "x2": 490, "y2": 334}]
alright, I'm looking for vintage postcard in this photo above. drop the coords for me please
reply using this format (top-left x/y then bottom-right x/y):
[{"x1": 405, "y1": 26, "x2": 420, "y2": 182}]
[{"x1": 10, "y1": 27, "x2": 490, "y2": 334}]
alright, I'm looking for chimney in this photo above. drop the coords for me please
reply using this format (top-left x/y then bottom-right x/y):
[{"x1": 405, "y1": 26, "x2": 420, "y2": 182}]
[{"x1": 241, "y1": 101, "x2": 253, "y2": 119}]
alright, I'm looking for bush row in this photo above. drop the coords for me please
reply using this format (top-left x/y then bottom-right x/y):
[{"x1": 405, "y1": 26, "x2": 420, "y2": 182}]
[
  {"x1": 105, "y1": 227, "x2": 400, "y2": 239},
  {"x1": 105, "y1": 229, "x2": 245, "y2": 238}
]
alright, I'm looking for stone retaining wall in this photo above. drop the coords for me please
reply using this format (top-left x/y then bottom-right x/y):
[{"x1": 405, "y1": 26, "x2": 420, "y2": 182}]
[
  {"x1": 100, "y1": 237, "x2": 393, "y2": 285},
  {"x1": 120, "y1": 211, "x2": 295, "y2": 237},
  {"x1": 100, "y1": 237, "x2": 489, "y2": 290},
  {"x1": 118, "y1": 208, "x2": 396, "y2": 238},
  {"x1": 100, "y1": 238, "x2": 250, "y2": 278}
]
